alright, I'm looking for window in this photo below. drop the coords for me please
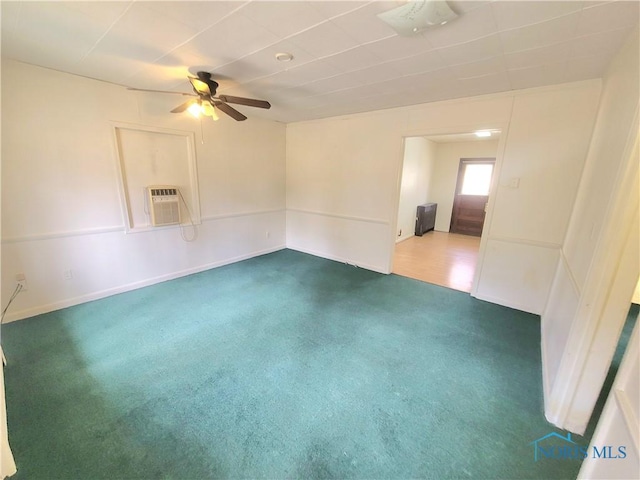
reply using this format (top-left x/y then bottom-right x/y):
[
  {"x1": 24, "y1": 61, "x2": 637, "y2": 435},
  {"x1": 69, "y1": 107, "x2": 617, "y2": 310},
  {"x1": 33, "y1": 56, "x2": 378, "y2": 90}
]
[{"x1": 460, "y1": 163, "x2": 493, "y2": 195}]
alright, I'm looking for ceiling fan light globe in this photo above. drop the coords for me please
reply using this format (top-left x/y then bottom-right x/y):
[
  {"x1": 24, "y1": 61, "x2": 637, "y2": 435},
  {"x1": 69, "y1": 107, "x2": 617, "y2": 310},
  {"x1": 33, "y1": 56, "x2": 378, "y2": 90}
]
[
  {"x1": 202, "y1": 102, "x2": 219, "y2": 121},
  {"x1": 187, "y1": 102, "x2": 202, "y2": 118}
]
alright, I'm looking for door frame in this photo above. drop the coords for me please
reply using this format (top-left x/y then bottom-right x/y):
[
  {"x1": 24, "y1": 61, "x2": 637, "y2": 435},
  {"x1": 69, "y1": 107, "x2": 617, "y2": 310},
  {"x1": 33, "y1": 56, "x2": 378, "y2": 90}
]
[
  {"x1": 545, "y1": 111, "x2": 639, "y2": 434},
  {"x1": 578, "y1": 314, "x2": 639, "y2": 478},
  {"x1": 388, "y1": 123, "x2": 510, "y2": 297}
]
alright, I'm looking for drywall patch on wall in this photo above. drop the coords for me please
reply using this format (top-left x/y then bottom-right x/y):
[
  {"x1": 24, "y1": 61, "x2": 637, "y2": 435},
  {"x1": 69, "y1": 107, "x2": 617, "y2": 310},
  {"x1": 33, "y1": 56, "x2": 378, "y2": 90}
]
[{"x1": 113, "y1": 123, "x2": 201, "y2": 232}]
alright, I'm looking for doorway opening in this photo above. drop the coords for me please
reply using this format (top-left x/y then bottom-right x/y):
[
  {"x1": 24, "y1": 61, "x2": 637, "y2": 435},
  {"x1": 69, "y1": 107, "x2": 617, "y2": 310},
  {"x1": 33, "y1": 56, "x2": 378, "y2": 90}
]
[
  {"x1": 450, "y1": 158, "x2": 495, "y2": 236},
  {"x1": 392, "y1": 130, "x2": 500, "y2": 292}
]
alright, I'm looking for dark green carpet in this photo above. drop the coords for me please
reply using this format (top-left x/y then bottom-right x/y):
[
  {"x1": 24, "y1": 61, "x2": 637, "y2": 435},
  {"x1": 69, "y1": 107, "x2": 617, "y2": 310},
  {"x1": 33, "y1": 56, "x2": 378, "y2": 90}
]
[{"x1": 3, "y1": 249, "x2": 590, "y2": 479}]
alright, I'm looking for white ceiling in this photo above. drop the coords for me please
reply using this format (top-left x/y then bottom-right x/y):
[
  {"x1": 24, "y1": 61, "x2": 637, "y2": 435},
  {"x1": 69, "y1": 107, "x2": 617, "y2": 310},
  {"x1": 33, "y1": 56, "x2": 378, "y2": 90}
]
[{"x1": 1, "y1": 1, "x2": 638, "y2": 123}]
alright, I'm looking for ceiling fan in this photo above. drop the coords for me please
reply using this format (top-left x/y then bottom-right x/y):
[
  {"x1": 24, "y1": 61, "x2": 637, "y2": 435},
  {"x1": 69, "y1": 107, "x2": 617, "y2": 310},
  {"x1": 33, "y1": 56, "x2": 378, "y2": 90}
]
[{"x1": 128, "y1": 71, "x2": 271, "y2": 121}]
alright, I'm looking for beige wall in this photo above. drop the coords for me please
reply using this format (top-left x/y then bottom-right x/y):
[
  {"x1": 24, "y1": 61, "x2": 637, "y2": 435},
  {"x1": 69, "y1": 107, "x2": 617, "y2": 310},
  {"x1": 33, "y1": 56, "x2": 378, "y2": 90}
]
[
  {"x1": 542, "y1": 28, "x2": 639, "y2": 434},
  {"x1": 396, "y1": 137, "x2": 436, "y2": 242},
  {"x1": 287, "y1": 79, "x2": 601, "y2": 314},
  {"x1": 2, "y1": 60, "x2": 602, "y2": 320},
  {"x1": 1, "y1": 59, "x2": 287, "y2": 321}
]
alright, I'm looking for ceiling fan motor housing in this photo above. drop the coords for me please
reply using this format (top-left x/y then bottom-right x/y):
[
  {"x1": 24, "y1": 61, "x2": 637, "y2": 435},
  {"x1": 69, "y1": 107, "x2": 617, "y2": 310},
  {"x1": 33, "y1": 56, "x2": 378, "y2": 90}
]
[{"x1": 197, "y1": 71, "x2": 219, "y2": 95}]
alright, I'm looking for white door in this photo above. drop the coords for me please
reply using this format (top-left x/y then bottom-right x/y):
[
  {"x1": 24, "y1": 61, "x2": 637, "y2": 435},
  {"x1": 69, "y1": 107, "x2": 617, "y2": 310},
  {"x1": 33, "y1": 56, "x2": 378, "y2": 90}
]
[{"x1": 578, "y1": 316, "x2": 640, "y2": 479}]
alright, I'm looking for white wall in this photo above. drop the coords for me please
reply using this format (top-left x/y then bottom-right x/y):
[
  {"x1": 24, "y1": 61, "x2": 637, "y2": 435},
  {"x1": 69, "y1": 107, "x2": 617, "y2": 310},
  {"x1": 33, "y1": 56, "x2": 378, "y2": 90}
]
[
  {"x1": 396, "y1": 137, "x2": 436, "y2": 242},
  {"x1": 1, "y1": 59, "x2": 287, "y2": 321},
  {"x1": 287, "y1": 112, "x2": 407, "y2": 272},
  {"x1": 0, "y1": 51, "x2": 18, "y2": 479},
  {"x1": 473, "y1": 83, "x2": 601, "y2": 313},
  {"x1": 633, "y1": 279, "x2": 640, "y2": 305},
  {"x1": 0, "y1": 60, "x2": 611, "y2": 324},
  {"x1": 542, "y1": 28, "x2": 640, "y2": 434},
  {"x1": 287, "y1": 80, "x2": 601, "y2": 313},
  {"x1": 578, "y1": 319, "x2": 640, "y2": 480},
  {"x1": 429, "y1": 139, "x2": 499, "y2": 232}
]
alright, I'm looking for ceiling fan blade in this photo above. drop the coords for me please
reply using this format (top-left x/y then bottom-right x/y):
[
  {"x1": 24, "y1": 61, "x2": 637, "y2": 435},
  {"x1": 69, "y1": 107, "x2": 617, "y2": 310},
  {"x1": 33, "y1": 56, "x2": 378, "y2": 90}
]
[
  {"x1": 188, "y1": 76, "x2": 211, "y2": 96},
  {"x1": 171, "y1": 99, "x2": 199, "y2": 113},
  {"x1": 218, "y1": 95, "x2": 271, "y2": 109},
  {"x1": 214, "y1": 101, "x2": 247, "y2": 121},
  {"x1": 127, "y1": 87, "x2": 195, "y2": 96}
]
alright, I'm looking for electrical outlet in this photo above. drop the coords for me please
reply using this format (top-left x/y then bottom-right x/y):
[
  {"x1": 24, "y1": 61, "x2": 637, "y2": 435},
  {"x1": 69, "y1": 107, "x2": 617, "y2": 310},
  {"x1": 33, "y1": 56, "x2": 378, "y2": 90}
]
[
  {"x1": 64, "y1": 269, "x2": 73, "y2": 280},
  {"x1": 16, "y1": 273, "x2": 27, "y2": 291},
  {"x1": 265, "y1": 230, "x2": 270, "y2": 239}
]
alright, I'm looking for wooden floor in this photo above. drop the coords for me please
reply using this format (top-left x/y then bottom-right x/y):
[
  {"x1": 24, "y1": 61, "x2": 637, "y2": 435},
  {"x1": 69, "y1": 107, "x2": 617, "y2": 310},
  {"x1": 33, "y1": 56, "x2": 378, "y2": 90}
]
[{"x1": 392, "y1": 231, "x2": 481, "y2": 293}]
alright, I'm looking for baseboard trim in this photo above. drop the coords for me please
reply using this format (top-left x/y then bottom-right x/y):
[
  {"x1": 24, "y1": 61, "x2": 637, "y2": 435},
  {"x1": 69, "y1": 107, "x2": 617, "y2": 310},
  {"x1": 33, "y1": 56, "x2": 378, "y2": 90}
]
[
  {"x1": 3, "y1": 245, "x2": 286, "y2": 323},
  {"x1": 286, "y1": 244, "x2": 388, "y2": 274},
  {"x1": 471, "y1": 291, "x2": 541, "y2": 315},
  {"x1": 396, "y1": 234, "x2": 414, "y2": 243}
]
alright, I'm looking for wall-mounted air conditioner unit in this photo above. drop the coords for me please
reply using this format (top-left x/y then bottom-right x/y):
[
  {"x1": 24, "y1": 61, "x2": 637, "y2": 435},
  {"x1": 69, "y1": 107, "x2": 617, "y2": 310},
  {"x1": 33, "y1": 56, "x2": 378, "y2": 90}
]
[{"x1": 147, "y1": 186, "x2": 181, "y2": 226}]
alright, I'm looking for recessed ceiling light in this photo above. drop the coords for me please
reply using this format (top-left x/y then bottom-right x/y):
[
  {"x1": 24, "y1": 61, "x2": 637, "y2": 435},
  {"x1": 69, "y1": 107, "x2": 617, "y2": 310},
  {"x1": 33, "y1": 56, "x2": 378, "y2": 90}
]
[
  {"x1": 275, "y1": 52, "x2": 294, "y2": 62},
  {"x1": 475, "y1": 130, "x2": 492, "y2": 138}
]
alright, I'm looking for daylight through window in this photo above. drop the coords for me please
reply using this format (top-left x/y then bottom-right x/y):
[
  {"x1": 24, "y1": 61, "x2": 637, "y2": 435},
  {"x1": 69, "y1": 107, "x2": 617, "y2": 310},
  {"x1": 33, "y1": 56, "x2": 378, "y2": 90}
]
[{"x1": 461, "y1": 163, "x2": 493, "y2": 195}]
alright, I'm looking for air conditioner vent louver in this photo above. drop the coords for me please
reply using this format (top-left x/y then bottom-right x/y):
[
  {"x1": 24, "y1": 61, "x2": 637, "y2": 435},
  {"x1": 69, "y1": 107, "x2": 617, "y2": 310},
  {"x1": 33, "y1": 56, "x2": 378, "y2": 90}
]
[{"x1": 148, "y1": 185, "x2": 180, "y2": 226}]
